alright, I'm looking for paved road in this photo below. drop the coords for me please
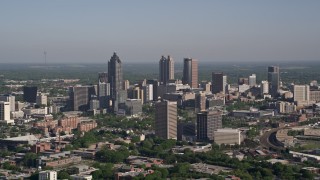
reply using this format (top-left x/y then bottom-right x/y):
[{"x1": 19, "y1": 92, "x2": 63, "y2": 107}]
[{"x1": 260, "y1": 128, "x2": 285, "y2": 151}]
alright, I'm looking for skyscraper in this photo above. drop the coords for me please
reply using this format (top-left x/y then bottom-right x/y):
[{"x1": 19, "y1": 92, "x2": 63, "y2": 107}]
[
  {"x1": 69, "y1": 86, "x2": 95, "y2": 111},
  {"x1": 155, "y1": 100, "x2": 177, "y2": 139},
  {"x1": 159, "y1": 55, "x2": 174, "y2": 85},
  {"x1": 98, "y1": 72, "x2": 110, "y2": 109},
  {"x1": 212, "y1": 72, "x2": 227, "y2": 94},
  {"x1": 197, "y1": 110, "x2": 222, "y2": 141},
  {"x1": 23, "y1": 86, "x2": 37, "y2": 103},
  {"x1": 108, "y1": 52, "x2": 123, "y2": 111},
  {"x1": 182, "y1": 58, "x2": 198, "y2": 88},
  {"x1": 0, "y1": 101, "x2": 11, "y2": 122},
  {"x1": 268, "y1": 66, "x2": 280, "y2": 97}
]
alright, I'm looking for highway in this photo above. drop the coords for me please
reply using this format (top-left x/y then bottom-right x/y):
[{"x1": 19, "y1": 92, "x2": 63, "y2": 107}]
[{"x1": 260, "y1": 128, "x2": 285, "y2": 151}]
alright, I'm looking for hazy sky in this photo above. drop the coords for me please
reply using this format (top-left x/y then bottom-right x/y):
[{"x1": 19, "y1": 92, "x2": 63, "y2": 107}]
[{"x1": 1, "y1": 1, "x2": 320, "y2": 63}]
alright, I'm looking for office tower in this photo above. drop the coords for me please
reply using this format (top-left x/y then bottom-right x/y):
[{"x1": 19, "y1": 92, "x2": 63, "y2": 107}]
[
  {"x1": 197, "y1": 110, "x2": 222, "y2": 141},
  {"x1": 268, "y1": 66, "x2": 280, "y2": 97},
  {"x1": 293, "y1": 85, "x2": 310, "y2": 106},
  {"x1": 182, "y1": 58, "x2": 198, "y2": 88},
  {"x1": 98, "y1": 72, "x2": 110, "y2": 109},
  {"x1": 147, "y1": 79, "x2": 159, "y2": 101},
  {"x1": 177, "y1": 122, "x2": 196, "y2": 141},
  {"x1": 123, "y1": 80, "x2": 130, "y2": 90},
  {"x1": 69, "y1": 86, "x2": 95, "y2": 111},
  {"x1": 195, "y1": 92, "x2": 206, "y2": 112},
  {"x1": 0, "y1": 101, "x2": 10, "y2": 122},
  {"x1": 39, "y1": 171, "x2": 57, "y2": 180},
  {"x1": 23, "y1": 86, "x2": 37, "y2": 103},
  {"x1": 0, "y1": 95, "x2": 15, "y2": 112},
  {"x1": 261, "y1": 80, "x2": 269, "y2": 94},
  {"x1": 108, "y1": 52, "x2": 123, "y2": 111},
  {"x1": 159, "y1": 55, "x2": 174, "y2": 85},
  {"x1": 36, "y1": 94, "x2": 47, "y2": 106},
  {"x1": 249, "y1": 74, "x2": 256, "y2": 87},
  {"x1": 155, "y1": 101, "x2": 177, "y2": 139},
  {"x1": 211, "y1": 72, "x2": 227, "y2": 94},
  {"x1": 143, "y1": 84, "x2": 153, "y2": 103}
]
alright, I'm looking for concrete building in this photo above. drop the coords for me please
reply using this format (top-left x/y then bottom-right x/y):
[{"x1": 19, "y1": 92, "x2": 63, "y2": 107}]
[
  {"x1": 155, "y1": 101, "x2": 177, "y2": 139},
  {"x1": 143, "y1": 84, "x2": 153, "y2": 103},
  {"x1": 197, "y1": 110, "x2": 222, "y2": 141},
  {"x1": 195, "y1": 92, "x2": 206, "y2": 112},
  {"x1": 39, "y1": 170, "x2": 57, "y2": 180},
  {"x1": 98, "y1": 72, "x2": 110, "y2": 109},
  {"x1": 159, "y1": 55, "x2": 174, "y2": 85},
  {"x1": 249, "y1": 74, "x2": 256, "y2": 87},
  {"x1": 261, "y1": 80, "x2": 269, "y2": 95},
  {"x1": 123, "y1": 80, "x2": 130, "y2": 90},
  {"x1": 310, "y1": 90, "x2": 320, "y2": 102},
  {"x1": 146, "y1": 79, "x2": 159, "y2": 101},
  {"x1": 124, "y1": 99, "x2": 142, "y2": 116},
  {"x1": 213, "y1": 129, "x2": 244, "y2": 145},
  {"x1": 0, "y1": 101, "x2": 11, "y2": 123},
  {"x1": 108, "y1": 52, "x2": 123, "y2": 111},
  {"x1": 268, "y1": 66, "x2": 280, "y2": 97},
  {"x1": 182, "y1": 58, "x2": 198, "y2": 88},
  {"x1": 23, "y1": 86, "x2": 37, "y2": 103},
  {"x1": 212, "y1": 72, "x2": 227, "y2": 94},
  {"x1": 293, "y1": 85, "x2": 310, "y2": 106},
  {"x1": 70, "y1": 174, "x2": 93, "y2": 180},
  {"x1": 276, "y1": 101, "x2": 296, "y2": 114},
  {"x1": 69, "y1": 86, "x2": 95, "y2": 111},
  {"x1": 0, "y1": 95, "x2": 15, "y2": 112},
  {"x1": 36, "y1": 94, "x2": 48, "y2": 106}
]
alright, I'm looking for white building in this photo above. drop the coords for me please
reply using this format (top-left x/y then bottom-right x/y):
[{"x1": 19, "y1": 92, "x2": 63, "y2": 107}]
[
  {"x1": 70, "y1": 174, "x2": 93, "y2": 180},
  {"x1": 293, "y1": 85, "x2": 310, "y2": 106},
  {"x1": 36, "y1": 94, "x2": 48, "y2": 106},
  {"x1": 0, "y1": 95, "x2": 15, "y2": 112},
  {"x1": 39, "y1": 170, "x2": 57, "y2": 180},
  {"x1": 261, "y1": 81, "x2": 269, "y2": 94},
  {"x1": 213, "y1": 128, "x2": 244, "y2": 145},
  {"x1": 0, "y1": 101, "x2": 13, "y2": 124},
  {"x1": 249, "y1": 74, "x2": 256, "y2": 87}
]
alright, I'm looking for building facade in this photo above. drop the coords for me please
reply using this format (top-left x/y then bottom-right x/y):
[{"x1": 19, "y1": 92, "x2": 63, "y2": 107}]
[
  {"x1": 159, "y1": 55, "x2": 174, "y2": 85},
  {"x1": 155, "y1": 101, "x2": 177, "y2": 139},
  {"x1": 197, "y1": 110, "x2": 222, "y2": 141},
  {"x1": 182, "y1": 58, "x2": 198, "y2": 88},
  {"x1": 267, "y1": 66, "x2": 280, "y2": 97},
  {"x1": 212, "y1": 72, "x2": 227, "y2": 95}
]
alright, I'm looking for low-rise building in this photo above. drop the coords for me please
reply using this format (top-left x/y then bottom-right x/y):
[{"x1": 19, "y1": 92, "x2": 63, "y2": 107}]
[
  {"x1": 213, "y1": 129, "x2": 244, "y2": 145},
  {"x1": 39, "y1": 170, "x2": 57, "y2": 180}
]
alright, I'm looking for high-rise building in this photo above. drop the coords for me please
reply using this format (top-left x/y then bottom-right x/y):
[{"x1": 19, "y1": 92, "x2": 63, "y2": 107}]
[
  {"x1": 182, "y1": 58, "x2": 198, "y2": 88},
  {"x1": 0, "y1": 95, "x2": 15, "y2": 112},
  {"x1": 143, "y1": 84, "x2": 153, "y2": 103},
  {"x1": 293, "y1": 85, "x2": 310, "y2": 106},
  {"x1": 261, "y1": 80, "x2": 269, "y2": 95},
  {"x1": 146, "y1": 79, "x2": 159, "y2": 101},
  {"x1": 249, "y1": 74, "x2": 256, "y2": 87},
  {"x1": 23, "y1": 86, "x2": 37, "y2": 103},
  {"x1": 211, "y1": 72, "x2": 227, "y2": 94},
  {"x1": 0, "y1": 101, "x2": 11, "y2": 122},
  {"x1": 36, "y1": 94, "x2": 47, "y2": 106},
  {"x1": 108, "y1": 52, "x2": 123, "y2": 111},
  {"x1": 123, "y1": 80, "x2": 130, "y2": 90},
  {"x1": 195, "y1": 92, "x2": 206, "y2": 112},
  {"x1": 159, "y1": 55, "x2": 174, "y2": 85},
  {"x1": 98, "y1": 72, "x2": 110, "y2": 109},
  {"x1": 69, "y1": 86, "x2": 95, "y2": 111},
  {"x1": 268, "y1": 66, "x2": 280, "y2": 97},
  {"x1": 197, "y1": 110, "x2": 222, "y2": 141},
  {"x1": 155, "y1": 100, "x2": 177, "y2": 139}
]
